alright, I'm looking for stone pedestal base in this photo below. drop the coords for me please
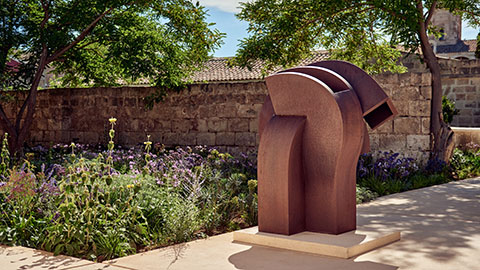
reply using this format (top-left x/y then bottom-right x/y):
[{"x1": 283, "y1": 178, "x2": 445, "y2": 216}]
[{"x1": 233, "y1": 227, "x2": 400, "y2": 259}]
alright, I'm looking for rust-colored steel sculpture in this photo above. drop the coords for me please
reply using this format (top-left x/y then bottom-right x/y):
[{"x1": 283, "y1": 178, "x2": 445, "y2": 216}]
[{"x1": 258, "y1": 60, "x2": 398, "y2": 235}]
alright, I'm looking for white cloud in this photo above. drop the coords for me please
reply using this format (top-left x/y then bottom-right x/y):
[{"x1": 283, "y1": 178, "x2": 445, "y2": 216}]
[{"x1": 197, "y1": 0, "x2": 243, "y2": 13}]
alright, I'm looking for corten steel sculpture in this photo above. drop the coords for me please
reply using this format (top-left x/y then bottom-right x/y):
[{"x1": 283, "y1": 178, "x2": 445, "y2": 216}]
[{"x1": 258, "y1": 60, "x2": 398, "y2": 236}]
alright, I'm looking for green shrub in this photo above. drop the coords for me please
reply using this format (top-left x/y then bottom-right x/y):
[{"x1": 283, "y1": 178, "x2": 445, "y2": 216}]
[
  {"x1": 356, "y1": 185, "x2": 378, "y2": 203},
  {"x1": 442, "y1": 96, "x2": 459, "y2": 124},
  {"x1": 450, "y1": 146, "x2": 480, "y2": 179}
]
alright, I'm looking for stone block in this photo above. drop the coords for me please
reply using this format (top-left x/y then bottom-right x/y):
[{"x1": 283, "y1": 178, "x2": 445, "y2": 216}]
[
  {"x1": 152, "y1": 119, "x2": 171, "y2": 131},
  {"x1": 367, "y1": 134, "x2": 380, "y2": 151},
  {"x1": 465, "y1": 101, "x2": 477, "y2": 108},
  {"x1": 458, "y1": 116, "x2": 473, "y2": 126},
  {"x1": 456, "y1": 78, "x2": 470, "y2": 85},
  {"x1": 196, "y1": 133, "x2": 216, "y2": 146},
  {"x1": 398, "y1": 73, "x2": 413, "y2": 86},
  {"x1": 216, "y1": 132, "x2": 235, "y2": 145},
  {"x1": 378, "y1": 134, "x2": 407, "y2": 153},
  {"x1": 196, "y1": 119, "x2": 208, "y2": 132},
  {"x1": 455, "y1": 100, "x2": 466, "y2": 109},
  {"x1": 42, "y1": 131, "x2": 55, "y2": 143},
  {"x1": 374, "y1": 73, "x2": 398, "y2": 85},
  {"x1": 139, "y1": 119, "x2": 155, "y2": 132},
  {"x1": 126, "y1": 119, "x2": 139, "y2": 131},
  {"x1": 228, "y1": 119, "x2": 250, "y2": 132},
  {"x1": 407, "y1": 135, "x2": 430, "y2": 151},
  {"x1": 391, "y1": 100, "x2": 408, "y2": 116},
  {"x1": 247, "y1": 93, "x2": 268, "y2": 104},
  {"x1": 237, "y1": 104, "x2": 261, "y2": 118},
  {"x1": 421, "y1": 117, "x2": 430, "y2": 135},
  {"x1": 206, "y1": 94, "x2": 228, "y2": 104},
  {"x1": 250, "y1": 118, "x2": 259, "y2": 132},
  {"x1": 408, "y1": 100, "x2": 430, "y2": 117},
  {"x1": 392, "y1": 86, "x2": 421, "y2": 100},
  {"x1": 466, "y1": 94, "x2": 478, "y2": 101},
  {"x1": 394, "y1": 117, "x2": 421, "y2": 134},
  {"x1": 420, "y1": 86, "x2": 432, "y2": 100},
  {"x1": 36, "y1": 118, "x2": 48, "y2": 131},
  {"x1": 178, "y1": 133, "x2": 196, "y2": 145},
  {"x1": 213, "y1": 104, "x2": 237, "y2": 118},
  {"x1": 198, "y1": 106, "x2": 210, "y2": 118},
  {"x1": 162, "y1": 133, "x2": 179, "y2": 145},
  {"x1": 371, "y1": 121, "x2": 392, "y2": 134},
  {"x1": 457, "y1": 109, "x2": 473, "y2": 116},
  {"x1": 172, "y1": 120, "x2": 193, "y2": 132},
  {"x1": 208, "y1": 119, "x2": 228, "y2": 132},
  {"x1": 230, "y1": 93, "x2": 247, "y2": 103},
  {"x1": 421, "y1": 73, "x2": 431, "y2": 86},
  {"x1": 47, "y1": 119, "x2": 61, "y2": 131},
  {"x1": 470, "y1": 77, "x2": 480, "y2": 85},
  {"x1": 124, "y1": 97, "x2": 137, "y2": 107},
  {"x1": 235, "y1": 132, "x2": 256, "y2": 146},
  {"x1": 463, "y1": 86, "x2": 476, "y2": 93},
  {"x1": 60, "y1": 118, "x2": 71, "y2": 130}
]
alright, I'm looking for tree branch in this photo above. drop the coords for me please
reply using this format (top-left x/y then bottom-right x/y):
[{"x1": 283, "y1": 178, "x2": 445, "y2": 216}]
[
  {"x1": 16, "y1": 0, "x2": 50, "y2": 130},
  {"x1": 0, "y1": 104, "x2": 16, "y2": 136},
  {"x1": 46, "y1": 7, "x2": 114, "y2": 64},
  {"x1": 425, "y1": 1, "x2": 437, "y2": 28},
  {"x1": 460, "y1": 10, "x2": 480, "y2": 25}
]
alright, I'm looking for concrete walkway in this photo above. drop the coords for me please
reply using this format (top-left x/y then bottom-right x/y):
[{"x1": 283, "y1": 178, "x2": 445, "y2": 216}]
[{"x1": 1, "y1": 178, "x2": 479, "y2": 270}]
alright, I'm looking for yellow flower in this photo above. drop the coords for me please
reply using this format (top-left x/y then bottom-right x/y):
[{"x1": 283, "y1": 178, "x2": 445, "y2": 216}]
[
  {"x1": 126, "y1": 184, "x2": 134, "y2": 189},
  {"x1": 109, "y1": 117, "x2": 117, "y2": 124}
]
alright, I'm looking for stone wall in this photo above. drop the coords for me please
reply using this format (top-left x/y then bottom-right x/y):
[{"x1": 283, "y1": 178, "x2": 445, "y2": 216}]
[
  {"x1": 369, "y1": 73, "x2": 432, "y2": 161},
  {"x1": 1, "y1": 73, "x2": 432, "y2": 160},
  {"x1": 405, "y1": 57, "x2": 480, "y2": 127}
]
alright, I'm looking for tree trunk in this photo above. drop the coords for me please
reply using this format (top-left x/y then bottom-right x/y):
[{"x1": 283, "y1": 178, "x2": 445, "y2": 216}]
[
  {"x1": 0, "y1": 45, "x2": 47, "y2": 156},
  {"x1": 417, "y1": 6, "x2": 455, "y2": 162}
]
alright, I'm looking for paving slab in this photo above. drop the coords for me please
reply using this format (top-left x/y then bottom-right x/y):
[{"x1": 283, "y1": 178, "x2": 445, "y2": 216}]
[
  {"x1": 0, "y1": 245, "x2": 125, "y2": 270},
  {"x1": 107, "y1": 178, "x2": 480, "y2": 270}
]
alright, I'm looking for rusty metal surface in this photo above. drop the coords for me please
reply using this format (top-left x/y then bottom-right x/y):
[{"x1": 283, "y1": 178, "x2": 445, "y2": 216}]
[
  {"x1": 309, "y1": 61, "x2": 398, "y2": 129},
  {"x1": 258, "y1": 116, "x2": 306, "y2": 235},
  {"x1": 258, "y1": 61, "x2": 397, "y2": 235}
]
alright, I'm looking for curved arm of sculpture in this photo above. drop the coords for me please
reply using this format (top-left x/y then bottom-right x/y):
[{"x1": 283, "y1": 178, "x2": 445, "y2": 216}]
[{"x1": 309, "y1": 61, "x2": 398, "y2": 130}]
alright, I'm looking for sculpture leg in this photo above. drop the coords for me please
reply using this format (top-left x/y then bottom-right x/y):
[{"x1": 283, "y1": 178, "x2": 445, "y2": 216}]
[{"x1": 258, "y1": 115, "x2": 306, "y2": 235}]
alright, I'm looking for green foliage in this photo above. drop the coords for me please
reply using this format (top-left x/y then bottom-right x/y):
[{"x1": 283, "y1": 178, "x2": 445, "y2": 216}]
[
  {"x1": 234, "y1": 1, "x2": 480, "y2": 73},
  {"x1": 450, "y1": 145, "x2": 480, "y2": 179},
  {"x1": 442, "y1": 96, "x2": 459, "y2": 124},
  {"x1": 0, "y1": 133, "x2": 10, "y2": 176},
  {"x1": 1, "y1": 0, "x2": 223, "y2": 92},
  {"x1": 356, "y1": 185, "x2": 378, "y2": 203}
]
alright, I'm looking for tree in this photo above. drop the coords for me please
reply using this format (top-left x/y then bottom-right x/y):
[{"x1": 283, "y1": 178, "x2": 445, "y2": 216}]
[
  {"x1": 0, "y1": 0, "x2": 223, "y2": 154},
  {"x1": 234, "y1": 0, "x2": 480, "y2": 161}
]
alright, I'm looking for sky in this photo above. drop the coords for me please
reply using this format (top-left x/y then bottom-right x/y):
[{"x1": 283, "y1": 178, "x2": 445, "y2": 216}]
[{"x1": 198, "y1": 0, "x2": 480, "y2": 57}]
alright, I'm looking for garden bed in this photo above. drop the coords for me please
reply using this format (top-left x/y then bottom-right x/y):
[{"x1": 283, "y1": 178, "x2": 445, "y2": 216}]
[{"x1": 0, "y1": 123, "x2": 477, "y2": 262}]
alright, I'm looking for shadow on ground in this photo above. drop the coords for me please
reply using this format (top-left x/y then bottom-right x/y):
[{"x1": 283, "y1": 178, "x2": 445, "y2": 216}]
[
  {"x1": 229, "y1": 246, "x2": 398, "y2": 270},
  {"x1": 355, "y1": 178, "x2": 480, "y2": 268}
]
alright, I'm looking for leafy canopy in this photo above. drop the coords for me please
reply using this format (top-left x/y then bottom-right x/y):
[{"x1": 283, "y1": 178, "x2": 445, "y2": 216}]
[
  {"x1": 0, "y1": 0, "x2": 223, "y2": 95},
  {"x1": 234, "y1": 0, "x2": 480, "y2": 74}
]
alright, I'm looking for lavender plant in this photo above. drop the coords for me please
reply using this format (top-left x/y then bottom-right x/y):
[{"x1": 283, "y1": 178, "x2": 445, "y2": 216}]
[{"x1": 357, "y1": 151, "x2": 451, "y2": 196}]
